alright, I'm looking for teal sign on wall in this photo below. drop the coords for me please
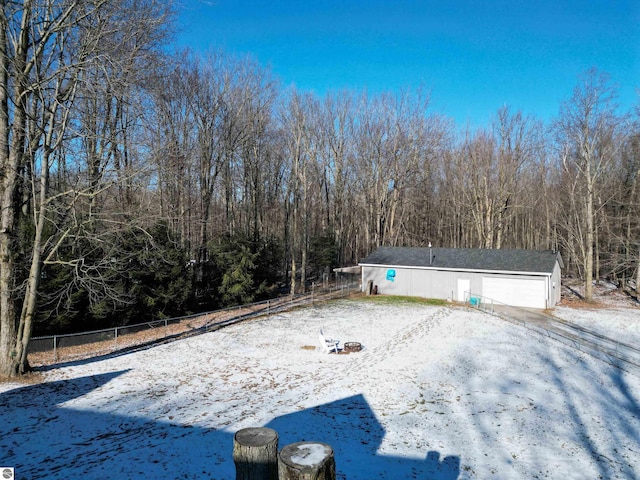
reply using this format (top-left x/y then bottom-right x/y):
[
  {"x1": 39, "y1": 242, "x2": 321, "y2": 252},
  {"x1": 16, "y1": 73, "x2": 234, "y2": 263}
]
[{"x1": 386, "y1": 269, "x2": 396, "y2": 281}]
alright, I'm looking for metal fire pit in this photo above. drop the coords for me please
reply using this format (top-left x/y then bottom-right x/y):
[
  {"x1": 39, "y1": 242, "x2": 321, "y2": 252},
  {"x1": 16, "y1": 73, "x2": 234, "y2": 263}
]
[{"x1": 343, "y1": 342, "x2": 362, "y2": 353}]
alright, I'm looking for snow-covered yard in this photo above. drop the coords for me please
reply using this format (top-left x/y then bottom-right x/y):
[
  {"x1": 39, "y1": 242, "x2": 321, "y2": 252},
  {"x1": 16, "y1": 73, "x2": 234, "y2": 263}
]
[
  {"x1": 554, "y1": 304, "x2": 640, "y2": 347},
  {"x1": 1, "y1": 297, "x2": 639, "y2": 479}
]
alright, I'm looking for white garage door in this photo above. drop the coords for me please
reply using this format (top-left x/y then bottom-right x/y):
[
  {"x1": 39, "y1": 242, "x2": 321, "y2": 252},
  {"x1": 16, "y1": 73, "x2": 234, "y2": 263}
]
[{"x1": 482, "y1": 277, "x2": 547, "y2": 309}]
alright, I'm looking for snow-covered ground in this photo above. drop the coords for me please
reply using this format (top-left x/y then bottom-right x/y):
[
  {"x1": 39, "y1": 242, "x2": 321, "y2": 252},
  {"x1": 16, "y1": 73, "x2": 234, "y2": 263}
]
[
  {"x1": 555, "y1": 282, "x2": 640, "y2": 346},
  {"x1": 554, "y1": 304, "x2": 640, "y2": 347},
  {"x1": 1, "y1": 298, "x2": 639, "y2": 479}
]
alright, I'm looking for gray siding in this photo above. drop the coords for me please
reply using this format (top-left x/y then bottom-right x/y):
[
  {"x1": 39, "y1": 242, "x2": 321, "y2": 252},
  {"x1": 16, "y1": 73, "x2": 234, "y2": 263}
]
[
  {"x1": 362, "y1": 265, "x2": 560, "y2": 307},
  {"x1": 362, "y1": 267, "x2": 476, "y2": 300},
  {"x1": 550, "y1": 261, "x2": 562, "y2": 307}
]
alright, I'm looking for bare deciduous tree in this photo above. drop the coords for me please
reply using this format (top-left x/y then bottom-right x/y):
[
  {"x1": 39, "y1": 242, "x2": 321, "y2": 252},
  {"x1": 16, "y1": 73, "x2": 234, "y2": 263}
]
[
  {"x1": 554, "y1": 68, "x2": 623, "y2": 301},
  {"x1": 0, "y1": 0, "x2": 173, "y2": 377}
]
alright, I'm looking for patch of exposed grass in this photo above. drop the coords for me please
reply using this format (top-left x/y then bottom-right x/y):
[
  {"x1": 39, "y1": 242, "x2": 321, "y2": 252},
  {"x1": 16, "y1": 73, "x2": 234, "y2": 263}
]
[{"x1": 355, "y1": 295, "x2": 448, "y2": 306}]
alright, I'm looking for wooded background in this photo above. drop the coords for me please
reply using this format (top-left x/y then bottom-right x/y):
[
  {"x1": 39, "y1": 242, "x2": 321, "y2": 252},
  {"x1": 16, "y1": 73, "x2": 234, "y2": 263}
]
[{"x1": 1, "y1": 1, "x2": 638, "y2": 376}]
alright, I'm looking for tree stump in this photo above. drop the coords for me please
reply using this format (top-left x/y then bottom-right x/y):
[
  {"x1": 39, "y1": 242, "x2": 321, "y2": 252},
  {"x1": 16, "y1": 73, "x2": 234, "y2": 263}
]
[
  {"x1": 278, "y1": 442, "x2": 336, "y2": 480},
  {"x1": 233, "y1": 427, "x2": 279, "y2": 480}
]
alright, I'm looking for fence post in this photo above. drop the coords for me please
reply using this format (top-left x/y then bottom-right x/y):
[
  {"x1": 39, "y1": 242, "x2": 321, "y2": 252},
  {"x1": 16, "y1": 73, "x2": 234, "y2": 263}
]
[
  {"x1": 278, "y1": 442, "x2": 335, "y2": 480},
  {"x1": 233, "y1": 427, "x2": 279, "y2": 480},
  {"x1": 114, "y1": 327, "x2": 118, "y2": 351},
  {"x1": 53, "y1": 336, "x2": 57, "y2": 362}
]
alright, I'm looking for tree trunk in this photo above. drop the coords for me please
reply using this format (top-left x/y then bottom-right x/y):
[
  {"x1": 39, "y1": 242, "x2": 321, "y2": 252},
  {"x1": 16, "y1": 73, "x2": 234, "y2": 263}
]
[
  {"x1": 233, "y1": 427, "x2": 279, "y2": 480},
  {"x1": 290, "y1": 255, "x2": 297, "y2": 296},
  {"x1": 278, "y1": 442, "x2": 335, "y2": 480},
  {"x1": 14, "y1": 154, "x2": 48, "y2": 374},
  {"x1": 0, "y1": 2, "x2": 29, "y2": 377},
  {"x1": 300, "y1": 172, "x2": 308, "y2": 294},
  {"x1": 0, "y1": 2, "x2": 15, "y2": 378},
  {"x1": 594, "y1": 219, "x2": 600, "y2": 284},
  {"x1": 637, "y1": 249, "x2": 640, "y2": 295},
  {"x1": 584, "y1": 175, "x2": 594, "y2": 302}
]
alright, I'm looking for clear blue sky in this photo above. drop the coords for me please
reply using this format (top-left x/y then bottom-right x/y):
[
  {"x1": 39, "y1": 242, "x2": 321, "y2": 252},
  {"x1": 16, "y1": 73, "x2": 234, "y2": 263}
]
[{"x1": 175, "y1": 0, "x2": 639, "y2": 127}]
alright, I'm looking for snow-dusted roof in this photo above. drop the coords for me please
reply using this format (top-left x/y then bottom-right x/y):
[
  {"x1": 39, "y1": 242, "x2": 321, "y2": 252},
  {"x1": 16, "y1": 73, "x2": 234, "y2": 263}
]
[{"x1": 359, "y1": 246, "x2": 563, "y2": 274}]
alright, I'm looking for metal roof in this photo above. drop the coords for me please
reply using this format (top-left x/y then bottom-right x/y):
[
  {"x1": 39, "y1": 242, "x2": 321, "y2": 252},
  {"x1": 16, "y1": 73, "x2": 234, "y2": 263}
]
[{"x1": 359, "y1": 246, "x2": 563, "y2": 274}]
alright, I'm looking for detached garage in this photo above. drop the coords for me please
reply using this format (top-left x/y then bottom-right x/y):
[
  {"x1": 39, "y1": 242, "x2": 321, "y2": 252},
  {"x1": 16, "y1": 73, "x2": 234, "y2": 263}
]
[{"x1": 359, "y1": 247, "x2": 563, "y2": 309}]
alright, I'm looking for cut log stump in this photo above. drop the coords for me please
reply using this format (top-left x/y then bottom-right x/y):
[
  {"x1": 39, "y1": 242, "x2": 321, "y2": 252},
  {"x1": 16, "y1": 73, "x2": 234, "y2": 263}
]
[
  {"x1": 278, "y1": 442, "x2": 335, "y2": 480},
  {"x1": 233, "y1": 427, "x2": 279, "y2": 480}
]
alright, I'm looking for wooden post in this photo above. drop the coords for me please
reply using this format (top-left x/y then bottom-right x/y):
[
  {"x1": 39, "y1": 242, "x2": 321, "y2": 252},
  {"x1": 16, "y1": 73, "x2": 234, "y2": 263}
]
[
  {"x1": 278, "y1": 442, "x2": 335, "y2": 480},
  {"x1": 233, "y1": 427, "x2": 279, "y2": 480}
]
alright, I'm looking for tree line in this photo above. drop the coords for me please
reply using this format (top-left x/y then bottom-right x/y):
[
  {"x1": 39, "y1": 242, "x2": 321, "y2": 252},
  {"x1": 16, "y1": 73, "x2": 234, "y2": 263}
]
[{"x1": 1, "y1": 1, "x2": 638, "y2": 376}]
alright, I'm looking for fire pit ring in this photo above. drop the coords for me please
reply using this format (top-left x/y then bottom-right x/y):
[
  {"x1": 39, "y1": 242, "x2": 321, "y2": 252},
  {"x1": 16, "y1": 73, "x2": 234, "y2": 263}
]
[{"x1": 343, "y1": 342, "x2": 362, "y2": 353}]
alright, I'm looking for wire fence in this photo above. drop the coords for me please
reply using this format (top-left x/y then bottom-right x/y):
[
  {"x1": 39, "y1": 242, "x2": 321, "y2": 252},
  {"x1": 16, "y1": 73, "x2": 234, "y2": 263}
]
[{"x1": 28, "y1": 278, "x2": 360, "y2": 368}]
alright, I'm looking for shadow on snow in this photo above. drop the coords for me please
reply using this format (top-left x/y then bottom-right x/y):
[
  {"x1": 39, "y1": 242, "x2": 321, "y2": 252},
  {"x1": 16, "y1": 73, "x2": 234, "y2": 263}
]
[{"x1": 0, "y1": 372, "x2": 460, "y2": 479}]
